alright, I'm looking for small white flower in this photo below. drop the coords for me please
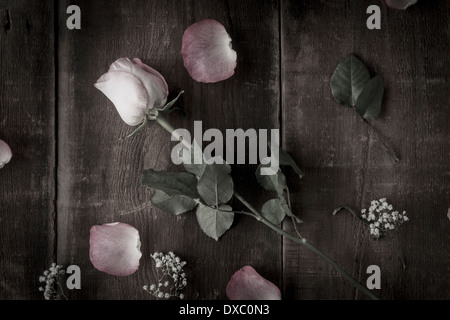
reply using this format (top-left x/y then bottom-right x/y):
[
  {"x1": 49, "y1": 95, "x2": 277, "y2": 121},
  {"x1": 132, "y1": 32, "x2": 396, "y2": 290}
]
[
  {"x1": 403, "y1": 216, "x2": 409, "y2": 221},
  {"x1": 165, "y1": 293, "x2": 170, "y2": 299},
  {"x1": 179, "y1": 293, "x2": 184, "y2": 300},
  {"x1": 150, "y1": 284, "x2": 155, "y2": 290},
  {"x1": 158, "y1": 292, "x2": 164, "y2": 298},
  {"x1": 164, "y1": 281, "x2": 169, "y2": 287}
]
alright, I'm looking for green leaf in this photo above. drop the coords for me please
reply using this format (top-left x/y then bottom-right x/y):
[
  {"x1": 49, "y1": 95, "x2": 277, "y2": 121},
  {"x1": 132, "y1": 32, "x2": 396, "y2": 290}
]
[
  {"x1": 261, "y1": 199, "x2": 287, "y2": 225},
  {"x1": 151, "y1": 190, "x2": 198, "y2": 216},
  {"x1": 283, "y1": 201, "x2": 302, "y2": 224},
  {"x1": 196, "y1": 204, "x2": 234, "y2": 241},
  {"x1": 141, "y1": 169, "x2": 199, "y2": 199},
  {"x1": 159, "y1": 90, "x2": 184, "y2": 113},
  {"x1": 279, "y1": 148, "x2": 304, "y2": 179},
  {"x1": 197, "y1": 163, "x2": 233, "y2": 207},
  {"x1": 331, "y1": 54, "x2": 371, "y2": 107},
  {"x1": 255, "y1": 163, "x2": 286, "y2": 196},
  {"x1": 181, "y1": 140, "x2": 207, "y2": 178},
  {"x1": 355, "y1": 75, "x2": 384, "y2": 120}
]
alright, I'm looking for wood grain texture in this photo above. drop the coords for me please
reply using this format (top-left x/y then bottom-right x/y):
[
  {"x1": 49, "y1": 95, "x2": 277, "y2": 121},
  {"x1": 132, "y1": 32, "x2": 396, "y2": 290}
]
[
  {"x1": 0, "y1": 0, "x2": 448, "y2": 300},
  {"x1": 0, "y1": 0, "x2": 55, "y2": 299},
  {"x1": 57, "y1": 0, "x2": 281, "y2": 299},
  {"x1": 281, "y1": 0, "x2": 450, "y2": 299}
]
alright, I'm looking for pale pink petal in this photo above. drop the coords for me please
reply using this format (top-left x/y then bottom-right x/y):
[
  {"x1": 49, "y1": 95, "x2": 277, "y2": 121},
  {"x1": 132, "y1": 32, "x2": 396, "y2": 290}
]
[
  {"x1": 94, "y1": 70, "x2": 148, "y2": 126},
  {"x1": 89, "y1": 222, "x2": 142, "y2": 276},
  {"x1": 226, "y1": 266, "x2": 281, "y2": 300},
  {"x1": 132, "y1": 58, "x2": 169, "y2": 98},
  {"x1": 0, "y1": 139, "x2": 12, "y2": 169},
  {"x1": 181, "y1": 19, "x2": 237, "y2": 83},
  {"x1": 109, "y1": 57, "x2": 168, "y2": 109},
  {"x1": 381, "y1": 0, "x2": 417, "y2": 10}
]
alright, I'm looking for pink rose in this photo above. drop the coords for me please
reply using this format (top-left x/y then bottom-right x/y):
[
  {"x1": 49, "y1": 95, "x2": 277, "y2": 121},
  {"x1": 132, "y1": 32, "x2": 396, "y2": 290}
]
[{"x1": 94, "y1": 58, "x2": 168, "y2": 126}]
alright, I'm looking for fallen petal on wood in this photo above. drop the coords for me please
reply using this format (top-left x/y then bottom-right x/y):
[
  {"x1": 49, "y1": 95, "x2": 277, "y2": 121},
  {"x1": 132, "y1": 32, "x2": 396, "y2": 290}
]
[
  {"x1": 89, "y1": 222, "x2": 142, "y2": 276},
  {"x1": 226, "y1": 266, "x2": 281, "y2": 300},
  {"x1": 0, "y1": 139, "x2": 12, "y2": 169},
  {"x1": 381, "y1": 0, "x2": 418, "y2": 10},
  {"x1": 182, "y1": 19, "x2": 237, "y2": 83}
]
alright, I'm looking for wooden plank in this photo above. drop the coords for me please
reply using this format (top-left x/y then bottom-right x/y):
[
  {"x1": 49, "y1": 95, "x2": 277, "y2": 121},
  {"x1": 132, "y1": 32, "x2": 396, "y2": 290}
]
[
  {"x1": 57, "y1": 0, "x2": 281, "y2": 299},
  {"x1": 0, "y1": 0, "x2": 55, "y2": 299},
  {"x1": 281, "y1": 0, "x2": 450, "y2": 299}
]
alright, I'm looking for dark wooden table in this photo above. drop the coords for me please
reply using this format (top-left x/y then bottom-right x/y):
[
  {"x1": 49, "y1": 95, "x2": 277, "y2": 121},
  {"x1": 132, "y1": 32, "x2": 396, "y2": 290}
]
[{"x1": 0, "y1": 0, "x2": 448, "y2": 300}]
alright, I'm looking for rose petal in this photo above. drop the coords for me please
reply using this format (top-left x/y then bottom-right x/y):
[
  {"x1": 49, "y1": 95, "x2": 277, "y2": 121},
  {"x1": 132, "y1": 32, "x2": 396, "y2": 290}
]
[
  {"x1": 0, "y1": 139, "x2": 12, "y2": 169},
  {"x1": 181, "y1": 19, "x2": 237, "y2": 83},
  {"x1": 381, "y1": 0, "x2": 417, "y2": 10},
  {"x1": 109, "y1": 58, "x2": 168, "y2": 109},
  {"x1": 89, "y1": 222, "x2": 142, "y2": 276},
  {"x1": 94, "y1": 70, "x2": 148, "y2": 126},
  {"x1": 132, "y1": 58, "x2": 169, "y2": 99},
  {"x1": 226, "y1": 266, "x2": 281, "y2": 300}
]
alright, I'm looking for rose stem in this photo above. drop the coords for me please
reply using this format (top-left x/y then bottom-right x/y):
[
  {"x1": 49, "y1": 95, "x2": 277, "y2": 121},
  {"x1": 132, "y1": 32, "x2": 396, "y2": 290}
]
[
  {"x1": 233, "y1": 191, "x2": 380, "y2": 301},
  {"x1": 154, "y1": 112, "x2": 380, "y2": 301},
  {"x1": 361, "y1": 118, "x2": 400, "y2": 163}
]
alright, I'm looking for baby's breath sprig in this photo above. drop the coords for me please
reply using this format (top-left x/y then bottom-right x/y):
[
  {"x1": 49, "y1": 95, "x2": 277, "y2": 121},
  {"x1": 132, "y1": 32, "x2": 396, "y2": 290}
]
[
  {"x1": 38, "y1": 263, "x2": 68, "y2": 300},
  {"x1": 361, "y1": 198, "x2": 409, "y2": 239},
  {"x1": 143, "y1": 252, "x2": 187, "y2": 300},
  {"x1": 334, "y1": 198, "x2": 409, "y2": 240}
]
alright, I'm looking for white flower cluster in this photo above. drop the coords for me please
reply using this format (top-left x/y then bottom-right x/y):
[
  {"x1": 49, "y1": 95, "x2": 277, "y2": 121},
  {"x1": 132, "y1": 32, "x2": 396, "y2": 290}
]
[
  {"x1": 361, "y1": 198, "x2": 409, "y2": 239},
  {"x1": 38, "y1": 263, "x2": 67, "y2": 300},
  {"x1": 143, "y1": 252, "x2": 187, "y2": 300}
]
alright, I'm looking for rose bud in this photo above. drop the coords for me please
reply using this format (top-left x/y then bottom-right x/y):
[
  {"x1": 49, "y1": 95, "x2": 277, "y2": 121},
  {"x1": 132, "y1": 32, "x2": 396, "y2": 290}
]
[
  {"x1": 0, "y1": 139, "x2": 12, "y2": 169},
  {"x1": 94, "y1": 58, "x2": 168, "y2": 126},
  {"x1": 381, "y1": 0, "x2": 417, "y2": 10},
  {"x1": 89, "y1": 222, "x2": 142, "y2": 276},
  {"x1": 226, "y1": 266, "x2": 281, "y2": 300},
  {"x1": 182, "y1": 19, "x2": 237, "y2": 83}
]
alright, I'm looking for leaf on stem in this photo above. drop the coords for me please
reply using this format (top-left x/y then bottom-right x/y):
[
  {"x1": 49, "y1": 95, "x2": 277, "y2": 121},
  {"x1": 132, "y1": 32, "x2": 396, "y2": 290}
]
[
  {"x1": 267, "y1": 140, "x2": 304, "y2": 179},
  {"x1": 355, "y1": 75, "x2": 384, "y2": 120},
  {"x1": 331, "y1": 54, "x2": 371, "y2": 107},
  {"x1": 196, "y1": 204, "x2": 234, "y2": 241},
  {"x1": 255, "y1": 163, "x2": 285, "y2": 196},
  {"x1": 151, "y1": 190, "x2": 198, "y2": 215},
  {"x1": 181, "y1": 139, "x2": 207, "y2": 178},
  {"x1": 279, "y1": 147, "x2": 304, "y2": 179},
  {"x1": 197, "y1": 163, "x2": 234, "y2": 207},
  {"x1": 141, "y1": 169, "x2": 199, "y2": 199},
  {"x1": 261, "y1": 199, "x2": 287, "y2": 225}
]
